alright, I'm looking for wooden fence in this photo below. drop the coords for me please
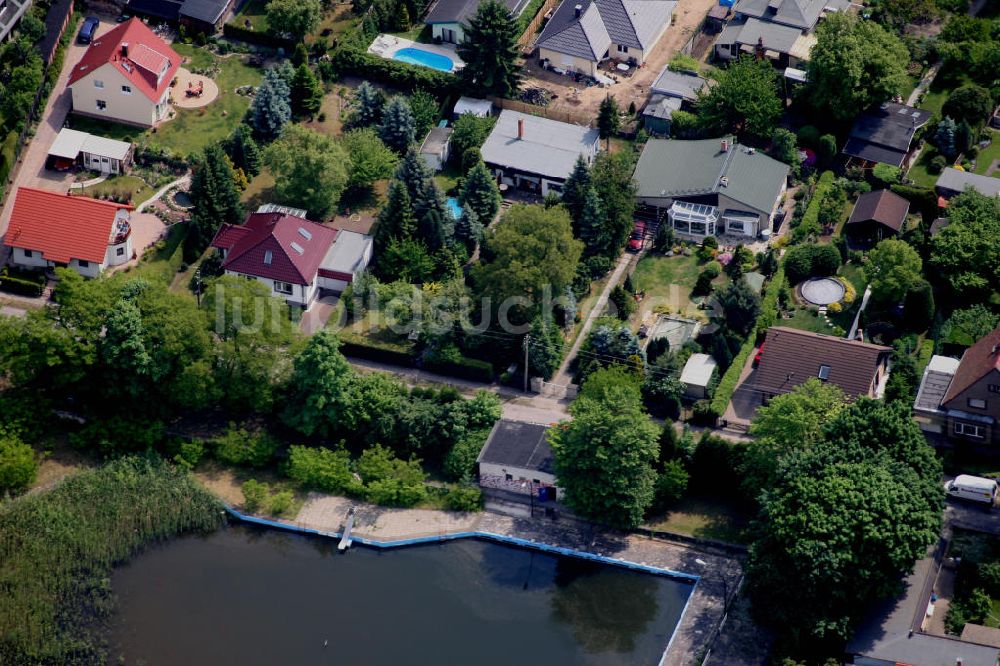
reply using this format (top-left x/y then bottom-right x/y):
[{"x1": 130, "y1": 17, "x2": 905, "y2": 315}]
[
  {"x1": 517, "y1": 0, "x2": 558, "y2": 49},
  {"x1": 486, "y1": 95, "x2": 596, "y2": 127}
]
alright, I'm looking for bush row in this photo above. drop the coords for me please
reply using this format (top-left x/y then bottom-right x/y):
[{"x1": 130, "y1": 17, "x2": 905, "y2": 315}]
[
  {"x1": 222, "y1": 22, "x2": 293, "y2": 49},
  {"x1": 710, "y1": 334, "x2": 758, "y2": 421},
  {"x1": 423, "y1": 356, "x2": 494, "y2": 382},
  {"x1": 793, "y1": 170, "x2": 835, "y2": 242},
  {"x1": 330, "y1": 47, "x2": 456, "y2": 96},
  {"x1": 755, "y1": 263, "x2": 786, "y2": 336},
  {"x1": 0, "y1": 273, "x2": 45, "y2": 297},
  {"x1": 338, "y1": 334, "x2": 416, "y2": 367}
]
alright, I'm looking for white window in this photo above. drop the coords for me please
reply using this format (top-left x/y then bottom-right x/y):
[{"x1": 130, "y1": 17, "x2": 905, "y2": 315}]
[
  {"x1": 954, "y1": 422, "x2": 985, "y2": 439},
  {"x1": 121, "y1": 85, "x2": 131, "y2": 95},
  {"x1": 96, "y1": 100, "x2": 107, "y2": 110},
  {"x1": 94, "y1": 80, "x2": 104, "y2": 88},
  {"x1": 116, "y1": 247, "x2": 125, "y2": 256},
  {"x1": 969, "y1": 398, "x2": 987, "y2": 409},
  {"x1": 273, "y1": 281, "x2": 293, "y2": 295}
]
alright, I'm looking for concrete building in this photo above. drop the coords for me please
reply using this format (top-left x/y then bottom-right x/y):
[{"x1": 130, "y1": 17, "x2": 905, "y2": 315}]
[
  {"x1": 67, "y1": 18, "x2": 180, "y2": 128},
  {"x1": 633, "y1": 137, "x2": 789, "y2": 239},
  {"x1": 47, "y1": 128, "x2": 133, "y2": 175},
  {"x1": 680, "y1": 353, "x2": 718, "y2": 399},
  {"x1": 418, "y1": 126, "x2": 453, "y2": 172},
  {"x1": 477, "y1": 420, "x2": 562, "y2": 501},
  {"x1": 3, "y1": 187, "x2": 134, "y2": 277},
  {"x1": 210, "y1": 210, "x2": 372, "y2": 310},
  {"x1": 480, "y1": 110, "x2": 600, "y2": 197},
  {"x1": 534, "y1": 0, "x2": 676, "y2": 77}
]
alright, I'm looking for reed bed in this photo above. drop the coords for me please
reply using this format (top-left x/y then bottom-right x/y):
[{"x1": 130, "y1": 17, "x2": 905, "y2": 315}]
[{"x1": 0, "y1": 456, "x2": 224, "y2": 665}]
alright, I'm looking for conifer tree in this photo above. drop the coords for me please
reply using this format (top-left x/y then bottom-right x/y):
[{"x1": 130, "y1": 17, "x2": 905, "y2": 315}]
[
  {"x1": 352, "y1": 81, "x2": 385, "y2": 128},
  {"x1": 378, "y1": 96, "x2": 417, "y2": 153},
  {"x1": 373, "y1": 179, "x2": 416, "y2": 252},
  {"x1": 456, "y1": 0, "x2": 522, "y2": 97},
  {"x1": 459, "y1": 160, "x2": 500, "y2": 224},
  {"x1": 249, "y1": 67, "x2": 291, "y2": 142},
  {"x1": 227, "y1": 124, "x2": 262, "y2": 177},
  {"x1": 578, "y1": 186, "x2": 607, "y2": 256},
  {"x1": 562, "y1": 155, "x2": 591, "y2": 224},
  {"x1": 291, "y1": 63, "x2": 323, "y2": 117},
  {"x1": 188, "y1": 145, "x2": 244, "y2": 256},
  {"x1": 454, "y1": 202, "x2": 482, "y2": 251}
]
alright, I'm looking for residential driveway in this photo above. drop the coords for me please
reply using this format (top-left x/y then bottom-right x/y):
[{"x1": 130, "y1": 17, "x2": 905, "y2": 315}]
[
  {"x1": 944, "y1": 498, "x2": 1000, "y2": 535},
  {"x1": 129, "y1": 212, "x2": 167, "y2": 256},
  {"x1": 0, "y1": 18, "x2": 119, "y2": 247},
  {"x1": 299, "y1": 295, "x2": 341, "y2": 335}
]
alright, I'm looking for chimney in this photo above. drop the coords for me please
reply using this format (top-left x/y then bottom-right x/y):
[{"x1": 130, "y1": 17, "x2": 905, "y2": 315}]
[
  {"x1": 574, "y1": 3, "x2": 582, "y2": 17},
  {"x1": 518, "y1": 118, "x2": 524, "y2": 140},
  {"x1": 121, "y1": 42, "x2": 129, "y2": 58},
  {"x1": 721, "y1": 139, "x2": 728, "y2": 152}
]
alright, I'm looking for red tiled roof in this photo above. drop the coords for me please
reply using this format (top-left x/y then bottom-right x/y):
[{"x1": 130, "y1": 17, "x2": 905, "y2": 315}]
[
  {"x1": 942, "y1": 326, "x2": 1000, "y2": 408},
  {"x1": 67, "y1": 18, "x2": 180, "y2": 103},
  {"x1": 211, "y1": 212, "x2": 338, "y2": 285},
  {"x1": 2, "y1": 187, "x2": 132, "y2": 264},
  {"x1": 754, "y1": 327, "x2": 891, "y2": 400},
  {"x1": 847, "y1": 189, "x2": 910, "y2": 233}
]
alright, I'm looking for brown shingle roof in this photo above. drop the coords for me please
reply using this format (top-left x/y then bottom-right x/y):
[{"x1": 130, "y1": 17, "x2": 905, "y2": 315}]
[
  {"x1": 847, "y1": 189, "x2": 910, "y2": 233},
  {"x1": 754, "y1": 327, "x2": 891, "y2": 399},
  {"x1": 942, "y1": 325, "x2": 1000, "y2": 407}
]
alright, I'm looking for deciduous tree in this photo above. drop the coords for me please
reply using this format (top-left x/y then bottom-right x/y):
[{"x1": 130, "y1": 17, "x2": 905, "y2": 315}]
[
  {"x1": 342, "y1": 128, "x2": 398, "y2": 191},
  {"x1": 697, "y1": 56, "x2": 782, "y2": 141},
  {"x1": 265, "y1": 0, "x2": 321, "y2": 41},
  {"x1": 264, "y1": 125, "x2": 348, "y2": 219},
  {"x1": 864, "y1": 238, "x2": 923, "y2": 306},
  {"x1": 282, "y1": 331, "x2": 356, "y2": 437}
]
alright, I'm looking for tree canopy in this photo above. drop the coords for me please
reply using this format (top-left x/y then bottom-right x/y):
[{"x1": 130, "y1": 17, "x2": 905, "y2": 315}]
[
  {"x1": 456, "y1": 0, "x2": 522, "y2": 97},
  {"x1": 930, "y1": 190, "x2": 1000, "y2": 302},
  {"x1": 551, "y1": 386, "x2": 659, "y2": 528},
  {"x1": 864, "y1": 238, "x2": 923, "y2": 306},
  {"x1": 697, "y1": 56, "x2": 783, "y2": 142},
  {"x1": 342, "y1": 128, "x2": 398, "y2": 192},
  {"x1": 249, "y1": 67, "x2": 292, "y2": 142},
  {"x1": 266, "y1": 0, "x2": 321, "y2": 41},
  {"x1": 264, "y1": 125, "x2": 348, "y2": 219},
  {"x1": 806, "y1": 13, "x2": 909, "y2": 122},
  {"x1": 188, "y1": 145, "x2": 244, "y2": 257}
]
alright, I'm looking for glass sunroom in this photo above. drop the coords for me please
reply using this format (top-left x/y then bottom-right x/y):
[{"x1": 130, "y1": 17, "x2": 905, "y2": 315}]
[{"x1": 668, "y1": 201, "x2": 719, "y2": 237}]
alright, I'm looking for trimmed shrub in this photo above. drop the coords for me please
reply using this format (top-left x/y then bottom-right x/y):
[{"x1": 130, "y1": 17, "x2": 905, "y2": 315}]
[
  {"x1": 241, "y1": 479, "x2": 269, "y2": 512},
  {"x1": 711, "y1": 335, "x2": 757, "y2": 417},
  {"x1": 444, "y1": 484, "x2": 483, "y2": 511},
  {"x1": 338, "y1": 334, "x2": 416, "y2": 367},
  {"x1": 212, "y1": 424, "x2": 280, "y2": 468},
  {"x1": 331, "y1": 47, "x2": 455, "y2": 97},
  {"x1": 286, "y1": 445, "x2": 356, "y2": 493},
  {"x1": 424, "y1": 355, "x2": 494, "y2": 382}
]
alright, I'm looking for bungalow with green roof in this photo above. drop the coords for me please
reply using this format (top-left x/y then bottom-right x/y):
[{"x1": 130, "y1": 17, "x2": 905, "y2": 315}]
[{"x1": 632, "y1": 137, "x2": 789, "y2": 239}]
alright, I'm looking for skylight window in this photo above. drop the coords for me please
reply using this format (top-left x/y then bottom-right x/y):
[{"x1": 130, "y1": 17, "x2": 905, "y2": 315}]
[
  {"x1": 818, "y1": 365, "x2": 831, "y2": 381},
  {"x1": 290, "y1": 242, "x2": 304, "y2": 255},
  {"x1": 263, "y1": 250, "x2": 273, "y2": 265},
  {"x1": 298, "y1": 227, "x2": 312, "y2": 241}
]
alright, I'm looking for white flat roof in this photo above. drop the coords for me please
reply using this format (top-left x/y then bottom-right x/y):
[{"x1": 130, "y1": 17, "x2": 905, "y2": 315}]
[
  {"x1": 49, "y1": 128, "x2": 131, "y2": 161},
  {"x1": 321, "y1": 230, "x2": 372, "y2": 274},
  {"x1": 454, "y1": 96, "x2": 492, "y2": 117},
  {"x1": 680, "y1": 353, "x2": 718, "y2": 387}
]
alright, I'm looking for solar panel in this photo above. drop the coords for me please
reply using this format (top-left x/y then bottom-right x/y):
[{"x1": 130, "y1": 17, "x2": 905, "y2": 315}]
[{"x1": 290, "y1": 242, "x2": 304, "y2": 255}]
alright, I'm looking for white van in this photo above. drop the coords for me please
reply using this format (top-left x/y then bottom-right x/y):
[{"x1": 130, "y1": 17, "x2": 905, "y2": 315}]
[{"x1": 945, "y1": 475, "x2": 999, "y2": 506}]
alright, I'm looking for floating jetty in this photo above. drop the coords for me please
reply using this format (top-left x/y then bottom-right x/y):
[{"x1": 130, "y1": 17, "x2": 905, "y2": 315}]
[{"x1": 337, "y1": 507, "x2": 356, "y2": 552}]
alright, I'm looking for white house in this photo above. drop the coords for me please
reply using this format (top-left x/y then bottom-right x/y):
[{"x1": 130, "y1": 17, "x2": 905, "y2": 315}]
[
  {"x1": 3, "y1": 187, "x2": 134, "y2": 277},
  {"x1": 67, "y1": 17, "x2": 180, "y2": 128},
  {"x1": 210, "y1": 210, "x2": 372, "y2": 310},
  {"x1": 480, "y1": 110, "x2": 600, "y2": 197},
  {"x1": 477, "y1": 419, "x2": 563, "y2": 501},
  {"x1": 424, "y1": 0, "x2": 532, "y2": 44},
  {"x1": 47, "y1": 128, "x2": 133, "y2": 174}
]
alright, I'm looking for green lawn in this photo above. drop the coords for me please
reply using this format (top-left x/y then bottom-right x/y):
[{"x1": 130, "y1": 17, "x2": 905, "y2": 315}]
[
  {"x1": 66, "y1": 45, "x2": 262, "y2": 158},
  {"x1": 907, "y1": 145, "x2": 941, "y2": 189},
  {"x1": 974, "y1": 129, "x2": 1000, "y2": 175},
  {"x1": 230, "y1": 0, "x2": 269, "y2": 32},
  {"x1": 631, "y1": 252, "x2": 726, "y2": 322},
  {"x1": 77, "y1": 175, "x2": 155, "y2": 207},
  {"x1": 645, "y1": 495, "x2": 749, "y2": 544}
]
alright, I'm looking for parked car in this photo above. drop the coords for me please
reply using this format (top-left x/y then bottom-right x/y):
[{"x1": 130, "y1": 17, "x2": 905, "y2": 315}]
[
  {"x1": 78, "y1": 17, "x2": 99, "y2": 44},
  {"x1": 753, "y1": 341, "x2": 766, "y2": 367},
  {"x1": 945, "y1": 475, "x2": 998, "y2": 507},
  {"x1": 628, "y1": 220, "x2": 646, "y2": 252}
]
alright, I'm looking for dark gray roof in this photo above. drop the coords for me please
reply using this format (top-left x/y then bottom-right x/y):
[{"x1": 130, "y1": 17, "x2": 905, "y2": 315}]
[
  {"x1": 642, "y1": 95, "x2": 682, "y2": 120},
  {"x1": 179, "y1": 0, "x2": 230, "y2": 24},
  {"x1": 424, "y1": 0, "x2": 530, "y2": 25},
  {"x1": 843, "y1": 103, "x2": 932, "y2": 167},
  {"x1": 480, "y1": 110, "x2": 600, "y2": 180},
  {"x1": 936, "y1": 167, "x2": 1000, "y2": 198},
  {"x1": 732, "y1": 0, "x2": 838, "y2": 30},
  {"x1": 717, "y1": 16, "x2": 803, "y2": 53},
  {"x1": 126, "y1": 0, "x2": 182, "y2": 21},
  {"x1": 634, "y1": 138, "x2": 790, "y2": 216},
  {"x1": 477, "y1": 420, "x2": 554, "y2": 473},
  {"x1": 535, "y1": 0, "x2": 675, "y2": 62},
  {"x1": 650, "y1": 68, "x2": 708, "y2": 102},
  {"x1": 848, "y1": 554, "x2": 1000, "y2": 666}
]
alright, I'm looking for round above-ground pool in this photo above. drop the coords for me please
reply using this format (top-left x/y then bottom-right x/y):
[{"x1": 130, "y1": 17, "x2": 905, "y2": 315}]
[
  {"x1": 800, "y1": 277, "x2": 846, "y2": 306},
  {"x1": 392, "y1": 47, "x2": 454, "y2": 72}
]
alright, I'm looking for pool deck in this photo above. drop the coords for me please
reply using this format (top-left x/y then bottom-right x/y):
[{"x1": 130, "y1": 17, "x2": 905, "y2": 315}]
[
  {"x1": 367, "y1": 34, "x2": 465, "y2": 71},
  {"x1": 228, "y1": 493, "x2": 747, "y2": 666}
]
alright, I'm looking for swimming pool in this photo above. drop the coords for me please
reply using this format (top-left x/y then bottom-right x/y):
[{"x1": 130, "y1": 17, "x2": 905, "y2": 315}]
[
  {"x1": 446, "y1": 197, "x2": 462, "y2": 220},
  {"x1": 393, "y1": 47, "x2": 455, "y2": 72}
]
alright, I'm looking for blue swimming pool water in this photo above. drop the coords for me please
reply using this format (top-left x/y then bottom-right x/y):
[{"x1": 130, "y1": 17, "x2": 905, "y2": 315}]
[
  {"x1": 446, "y1": 197, "x2": 462, "y2": 220},
  {"x1": 392, "y1": 47, "x2": 454, "y2": 72}
]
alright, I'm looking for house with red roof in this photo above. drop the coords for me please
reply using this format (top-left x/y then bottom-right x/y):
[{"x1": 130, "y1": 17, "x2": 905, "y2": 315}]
[
  {"x1": 913, "y1": 325, "x2": 1000, "y2": 446},
  {"x1": 67, "y1": 18, "x2": 180, "y2": 128},
  {"x1": 3, "y1": 187, "x2": 135, "y2": 277},
  {"x1": 210, "y1": 209, "x2": 373, "y2": 309}
]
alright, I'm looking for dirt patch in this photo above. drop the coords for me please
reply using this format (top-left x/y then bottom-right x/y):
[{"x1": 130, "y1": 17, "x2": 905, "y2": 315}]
[{"x1": 29, "y1": 439, "x2": 97, "y2": 495}]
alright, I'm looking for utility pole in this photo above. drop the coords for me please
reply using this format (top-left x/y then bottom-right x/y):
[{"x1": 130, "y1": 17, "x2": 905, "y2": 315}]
[{"x1": 522, "y1": 334, "x2": 530, "y2": 393}]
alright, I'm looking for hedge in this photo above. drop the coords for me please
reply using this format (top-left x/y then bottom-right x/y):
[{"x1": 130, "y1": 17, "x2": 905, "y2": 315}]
[
  {"x1": 792, "y1": 170, "x2": 834, "y2": 242},
  {"x1": 0, "y1": 274, "x2": 45, "y2": 297},
  {"x1": 222, "y1": 23, "x2": 293, "y2": 49},
  {"x1": 339, "y1": 333, "x2": 416, "y2": 367},
  {"x1": 0, "y1": 130, "x2": 18, "y2": 186},
  {"x1": 423, "y1": 356, "x2": 494, "y2": 383},
  {"x1": 890, "y1": 184, "x2": 938, "y2": 222},
  {"x1": 710, "y1": 334, "x2": 757, "y2": 420},
  {"x1": 755, "y1": 263, "x2": 786, "y2": 336},
  {"x1": 330, "y1": 47, "x2": 457, "y2": 96}
]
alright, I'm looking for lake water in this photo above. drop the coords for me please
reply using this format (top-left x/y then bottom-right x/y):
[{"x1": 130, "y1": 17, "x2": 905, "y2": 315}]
[{"x1": 109, "y1": 524, "x2": 694, "y2": 665}]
